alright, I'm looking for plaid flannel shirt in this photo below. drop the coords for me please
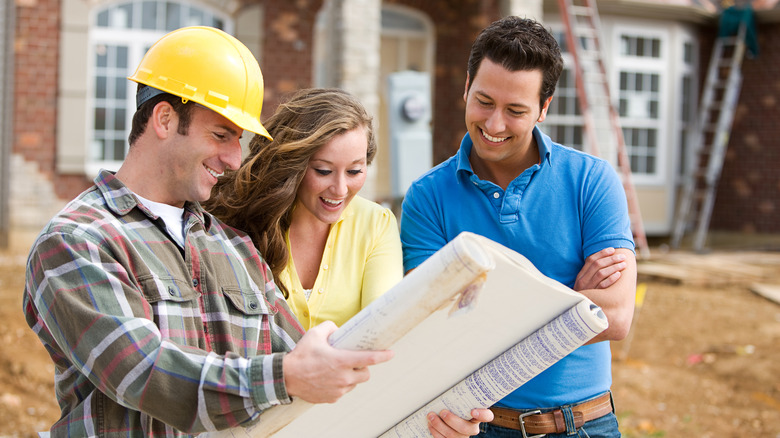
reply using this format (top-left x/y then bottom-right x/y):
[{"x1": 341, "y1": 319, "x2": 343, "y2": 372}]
[{"x1": 23, "y1": 170, "x2": 304, "y2": 437}]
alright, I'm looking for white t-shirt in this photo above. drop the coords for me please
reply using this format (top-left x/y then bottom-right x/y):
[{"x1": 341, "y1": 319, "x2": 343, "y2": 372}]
[{"x1": 135, "y1": 194, "x2": 186, "y2": 247}]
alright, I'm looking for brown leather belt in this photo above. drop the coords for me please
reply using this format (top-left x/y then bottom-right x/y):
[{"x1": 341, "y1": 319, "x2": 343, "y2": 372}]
[{"x1": 488, "y1": 392, "x2": 613, "y2": 436}]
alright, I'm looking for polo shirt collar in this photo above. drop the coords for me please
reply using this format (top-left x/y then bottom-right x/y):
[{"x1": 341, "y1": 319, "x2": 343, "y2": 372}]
[{"x1": 534, "y1": 126, "x2": 553, "y2": 167}]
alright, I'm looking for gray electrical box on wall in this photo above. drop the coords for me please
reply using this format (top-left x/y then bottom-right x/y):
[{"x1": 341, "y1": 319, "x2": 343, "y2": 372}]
[{"x1": 386, "y1": 71, "x2": 432, "y2": 198}]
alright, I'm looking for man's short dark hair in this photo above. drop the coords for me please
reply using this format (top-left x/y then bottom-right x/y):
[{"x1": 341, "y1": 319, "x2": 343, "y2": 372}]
[
  {"x1": 466, "y1": 16, "x2": 564, "y2": 111},
  {"x1": 128, "y1": 84, "x2": 195, "y2": 145}
]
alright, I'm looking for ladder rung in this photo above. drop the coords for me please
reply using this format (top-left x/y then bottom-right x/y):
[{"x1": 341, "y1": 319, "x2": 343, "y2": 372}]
[
  {"x1": 589, "y1": 97, "x2": 611, "y2": 107},
  {"x1": 710, "y1": 79, "x2": 730, "y2": 88},
  {"x1": 693, "y1": 169, "x2": 710, "y2": 180},
  {"x1": 570, "y1": 5, "x2": 596, "y2": 17},
  {"x1": 580, "y1": 48, "x2": 603, "y2": 58},
  {"x1": 582, "y1": 69, "x2": 606, "y2": 81},
  {"x1": 718, "y1": 36, "x2": 740, "y2": 46},
  {"x1": 702, "y1": 124, "x2": 719, "y2": 133},
  {"x1": 693, "y1": 191, "x2": 708, "y2": 202},
  {"x1": 574, "y1": 27, "x2": 598, "y2": 39}
]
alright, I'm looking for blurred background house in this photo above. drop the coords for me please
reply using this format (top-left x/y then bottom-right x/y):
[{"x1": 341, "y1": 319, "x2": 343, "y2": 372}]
[{"x1": 1, "y1": 0, "x2": 778, "y2": 250}]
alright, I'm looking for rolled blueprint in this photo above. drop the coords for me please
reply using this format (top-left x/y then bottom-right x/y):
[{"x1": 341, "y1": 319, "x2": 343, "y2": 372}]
[{"x1": 380, "y1": 300, "x2": 608, "y2": 437}]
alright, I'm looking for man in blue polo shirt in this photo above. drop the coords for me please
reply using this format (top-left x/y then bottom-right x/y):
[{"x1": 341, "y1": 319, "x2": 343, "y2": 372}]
[{"x1": 400, "y1": 16, "x2": 637, "y2": 438}]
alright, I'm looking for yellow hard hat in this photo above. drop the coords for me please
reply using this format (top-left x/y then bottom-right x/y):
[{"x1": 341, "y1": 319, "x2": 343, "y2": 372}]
[{"x1": 128, "y1": 26, "x2": 271, "y2": 140}]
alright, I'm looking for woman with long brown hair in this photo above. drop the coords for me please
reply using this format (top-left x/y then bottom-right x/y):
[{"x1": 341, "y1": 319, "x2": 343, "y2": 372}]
[{"x1": 206, "y1": 88, "x2": 402, "y2": 330}]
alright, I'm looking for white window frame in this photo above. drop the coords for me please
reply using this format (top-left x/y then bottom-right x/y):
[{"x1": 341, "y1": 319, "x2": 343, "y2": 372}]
[
  {"x1": 612, "y1": 23, "x2": 669, "y2": 185},
  {"x1": 675, "y1": 32, "x2": 699, "y2": 185},
  {"x1": 541, "y1": 25, "x2": 585, "y2": 151}
]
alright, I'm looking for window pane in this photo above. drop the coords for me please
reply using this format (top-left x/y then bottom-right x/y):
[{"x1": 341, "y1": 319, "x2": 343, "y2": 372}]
[
  {"x1": 684, "y1": 42, "x2": 693, "y2": 64},
  {"x1": 94, "y1": 107, "x2": 106, "y2": 130},
  {"x1": 681, "y1": 76, "x2": 692, "y2": 122},
  {"x1": 95, "y1": 76, "x2": 107, "y2": 99},
  {"x1": 620, "y1": 36, "x2": 630, "y2": 55},
  {"x1": 113, "y1": 140, "x2": 125, "y2": 161},
  {"x1": 97, "y1": 10, "x2": 109, "y2": 27},
  {"x1": 142, "y1": 1, "x2": 157, "y2": 29},
  {"x1": 648, "y1": 128, "x2": 657, "y2": 147},
  {"x1": 96, "y1": 45, "x2": 108, "y2": 67},
  {"x1": 566, "y1": 125, "x2": 583, "y2": 150},
  {"x1": 646, "y1": 155, "x2": 655, "y2": 173},
  {"x1": 113, "y1": 4, "x2": 132, "y2": 29},
  {"x1": 188, "y1": 9, "x2": 204, "y2": 26},
  {"x1": 94, "y1": 139, "x2": 106, "y2": 160},
  {"x1": 649, "y1": 100, "x2": 658, "y2": 119},
  {"x1": 114, "y1": 77, "x2": 126, "y2": 99},
  {"x1": 116, "y1": 46, "x2": 128, "y2": 69},
  {"x1": 166, "y1": 2, "x2": 181, "y2": 31},
  {"x1": 553, "y1": 30, "x2": 569, "y2": 53},
  {"x1": 115, "y1": 108, "x2": 126, "y2": 130},
  {"x1": 560, "y1": 96, "x2": 569, "y2": 115}
]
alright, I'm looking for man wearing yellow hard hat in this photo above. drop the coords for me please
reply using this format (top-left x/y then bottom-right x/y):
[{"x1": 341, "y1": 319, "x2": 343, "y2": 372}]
[{"x1": 23, "y1": 26, "x2": 491, "y2": 437}]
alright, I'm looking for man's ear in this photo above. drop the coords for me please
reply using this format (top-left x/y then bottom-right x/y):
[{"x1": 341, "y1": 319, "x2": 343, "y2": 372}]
[
  {"x1": 463, "y1": 72, "x2": 471, "y2": 103},
  {"x1": 538, "y1": 96, "x2": 553, "y2": 123},
  {"x1": 151, "y1": 101, "x2": 175, "y2": 139}
]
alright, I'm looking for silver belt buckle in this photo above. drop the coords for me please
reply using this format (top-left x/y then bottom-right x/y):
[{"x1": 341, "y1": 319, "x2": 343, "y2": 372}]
[{"x1": 518, "y1": 410, "x2": 544, "y2": 438}]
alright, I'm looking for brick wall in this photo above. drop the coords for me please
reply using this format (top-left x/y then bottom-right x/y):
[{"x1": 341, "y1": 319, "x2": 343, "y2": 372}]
[
  {"x1": 14, "y1": 0, "x2": 91, "y2": 207},
  {"x1": 259, "y1": 0, "x2": 324, "y2": 119},
  {"x1": 710, "y1": 22, "x2": 780, "y2": 233}
]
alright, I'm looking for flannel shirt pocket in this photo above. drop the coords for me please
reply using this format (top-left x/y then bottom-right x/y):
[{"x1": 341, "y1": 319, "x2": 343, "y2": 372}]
[
  {"x1": 138, "y1": 275, "x2": 199, "y2": 303},
  {"x1": 222, "y1": 287, "x2": 274, "y2": 315}
]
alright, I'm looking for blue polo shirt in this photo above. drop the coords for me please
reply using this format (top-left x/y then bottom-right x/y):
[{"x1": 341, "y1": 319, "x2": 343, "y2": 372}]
[{"x1": 400, "y1": 128, "x2": 634, "y2": 409}]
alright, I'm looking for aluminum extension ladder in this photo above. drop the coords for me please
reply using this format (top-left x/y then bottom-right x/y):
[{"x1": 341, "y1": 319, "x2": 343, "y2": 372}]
[
  {"x1": 557, "y1": 0, "x2": 650, "y2": 258},
  {"x1": 670, "y1": 21, "x2": 747, "y2": 252}
]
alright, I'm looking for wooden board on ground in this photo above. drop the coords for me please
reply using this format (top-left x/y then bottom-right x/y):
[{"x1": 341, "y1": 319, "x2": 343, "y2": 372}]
[
  {"x1": 638, "y1": 251, "x2": 780, "y2": 287},
  {"x1": 749, "y1": 283, "x2": 780, "y2": 305}
]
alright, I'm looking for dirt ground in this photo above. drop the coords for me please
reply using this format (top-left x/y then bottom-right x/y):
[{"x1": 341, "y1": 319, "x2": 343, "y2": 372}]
[{"x1": 1, "y1": 238, "x2": 779, "y2": 437}]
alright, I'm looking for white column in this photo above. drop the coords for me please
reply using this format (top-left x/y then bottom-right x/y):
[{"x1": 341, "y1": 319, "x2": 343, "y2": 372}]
[
  {"x1": 334, "y1": 0, "x2": 382, "y2": 199},
  {"x1": 0, "y1": 0, "x2": 13, "y2": 248}
]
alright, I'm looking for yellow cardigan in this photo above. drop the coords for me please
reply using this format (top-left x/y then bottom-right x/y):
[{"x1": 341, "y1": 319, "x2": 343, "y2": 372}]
[{"x1": 281, "y1": 196, "x2": 403, "y2": 330}]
